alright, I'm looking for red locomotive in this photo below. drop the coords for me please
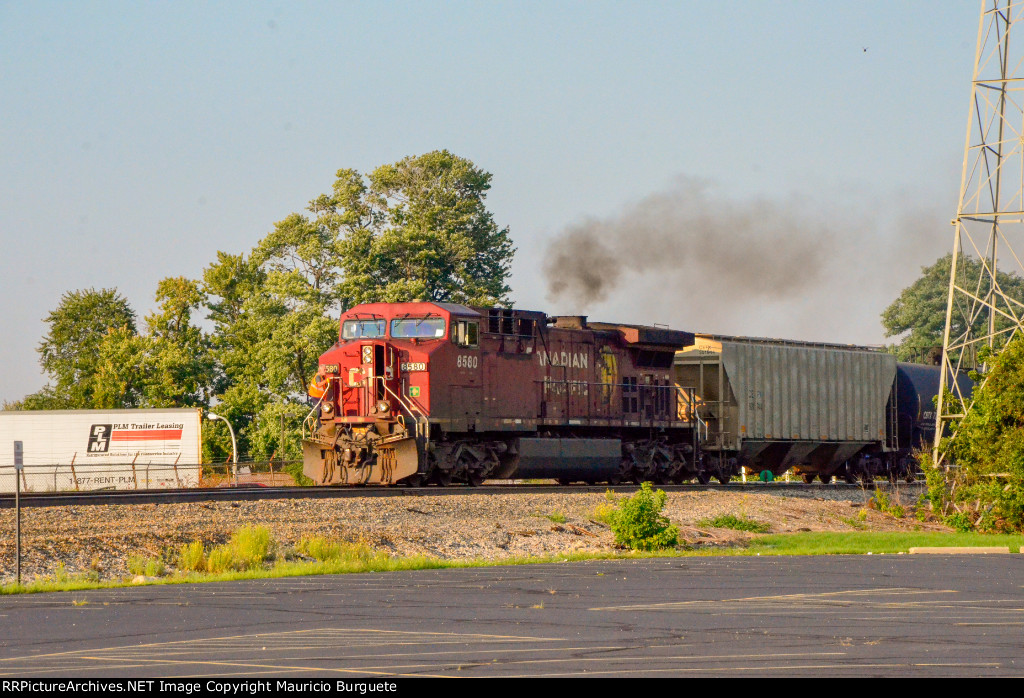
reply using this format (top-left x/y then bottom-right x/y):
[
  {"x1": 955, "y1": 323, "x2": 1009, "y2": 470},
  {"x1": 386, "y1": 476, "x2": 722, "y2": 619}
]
[{"x1": 302, "y1": 301, "x2": 698, "y2": 485}]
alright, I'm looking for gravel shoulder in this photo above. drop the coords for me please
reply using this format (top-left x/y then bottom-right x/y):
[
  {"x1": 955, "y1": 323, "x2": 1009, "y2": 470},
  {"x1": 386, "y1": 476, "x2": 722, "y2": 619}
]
[{"x1": 0, "y1": 484, "x2": 945, "y2": 584}]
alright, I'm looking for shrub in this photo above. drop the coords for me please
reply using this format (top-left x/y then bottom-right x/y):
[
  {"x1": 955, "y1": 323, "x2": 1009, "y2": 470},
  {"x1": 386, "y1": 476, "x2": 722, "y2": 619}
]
[
  {"x1": 177, "y1": 541, "x2": 206, "y2": 572},
  {"x1": 608, "y1": 482, "x2": 679, "y2": 551},
  {"x1": 945, "y1": 511, "x2": 974, "y2": 533}
]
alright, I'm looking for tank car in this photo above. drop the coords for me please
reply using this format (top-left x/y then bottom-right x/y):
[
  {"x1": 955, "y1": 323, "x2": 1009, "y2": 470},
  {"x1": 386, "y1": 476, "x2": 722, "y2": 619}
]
[{"x1": 302, "y1": 302, "x2": 699, "y2": 486}]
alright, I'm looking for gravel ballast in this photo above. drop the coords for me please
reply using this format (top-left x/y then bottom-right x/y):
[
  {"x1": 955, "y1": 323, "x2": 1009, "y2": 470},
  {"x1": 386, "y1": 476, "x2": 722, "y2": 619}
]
[{"x1": 0, "y1": 485, "x2": 944, "y2": 584}]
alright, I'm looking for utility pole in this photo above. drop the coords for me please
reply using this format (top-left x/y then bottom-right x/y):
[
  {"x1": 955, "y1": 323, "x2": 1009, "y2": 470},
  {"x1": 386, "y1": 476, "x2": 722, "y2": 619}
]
[{"x1": 936, "y1": 0, "x2": 1024, "y2": 464}]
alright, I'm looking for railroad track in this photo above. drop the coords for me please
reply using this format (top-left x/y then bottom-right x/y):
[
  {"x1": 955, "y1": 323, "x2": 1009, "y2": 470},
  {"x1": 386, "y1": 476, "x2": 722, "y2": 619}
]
[{"x1": 0, "y1": 481, "x2": 922, "y2": 508}]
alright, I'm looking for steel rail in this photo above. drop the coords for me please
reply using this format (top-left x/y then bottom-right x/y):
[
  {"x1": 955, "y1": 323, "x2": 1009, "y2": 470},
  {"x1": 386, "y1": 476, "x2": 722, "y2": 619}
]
[{"x1": 0, "y1": 481, "x2": 922, "y2": 509}]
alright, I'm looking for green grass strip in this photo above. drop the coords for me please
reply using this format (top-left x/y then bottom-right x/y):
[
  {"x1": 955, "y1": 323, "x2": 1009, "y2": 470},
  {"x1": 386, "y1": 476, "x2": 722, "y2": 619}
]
[{"x1": 4, "y1": 531, "x2": 1022, "y2": 595}]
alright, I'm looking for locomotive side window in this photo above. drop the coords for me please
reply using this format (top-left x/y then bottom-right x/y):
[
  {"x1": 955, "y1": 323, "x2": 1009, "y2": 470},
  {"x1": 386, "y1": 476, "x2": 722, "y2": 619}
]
[
  {"x1": 391, "y1": 317, "x2": 446, "y2": 339},
  {"x1": 342, "y1": 319, "x2": 386, "y2": 339},
  {"x1": 453, "y1": 320, "x2": 479, "y2": 348}
]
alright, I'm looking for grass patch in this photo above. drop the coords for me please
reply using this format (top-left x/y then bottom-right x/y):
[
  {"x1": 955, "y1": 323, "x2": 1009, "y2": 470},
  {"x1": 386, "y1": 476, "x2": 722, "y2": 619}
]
[
  {"x1": 5, "y1": 529, "x2": 1024, "y2": 596},
  {"x1": 697, "y1": 514, "x2": 771, "y2": 534},
  {"x1": 746, "y1": 531, "x2": 1024, "y2": 556}
]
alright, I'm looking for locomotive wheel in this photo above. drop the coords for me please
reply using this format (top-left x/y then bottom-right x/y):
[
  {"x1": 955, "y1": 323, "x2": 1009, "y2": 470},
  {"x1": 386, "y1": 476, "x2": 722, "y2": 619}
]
[
  {"x1": 467, "y1": 470, "x2": 485, "y2": 487},
  {"x1": 801, "y1": 473, "x2": 815, "y2": 484},
  {"x1": 433, "y1": 469, "x2": 454, "y2": 487}
]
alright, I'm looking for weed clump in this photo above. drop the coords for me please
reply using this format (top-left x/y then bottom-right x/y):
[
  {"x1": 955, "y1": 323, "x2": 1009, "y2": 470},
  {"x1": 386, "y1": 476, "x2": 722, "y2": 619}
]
[
  {"x1": 870, "y1": 489, "x2": 906, "y2": 519},
  {"x1": 697, "y1": 514, "x2": 771, "y2": 534},
  {"x1": 127, "y1": 555, "x2": 166, "y2": 577},
  {"x1": 177, "y1": 540, "x2": 206, "y2": 572},
  {"x1": 203, "y1": 525, "x2": 275, "y2": 573},
  {"x1": 608, "y1": 482, "x2": 679, "y2": 551},
  {"x1": 296, "y1": 536, "x2": 343, "y2": 562}
]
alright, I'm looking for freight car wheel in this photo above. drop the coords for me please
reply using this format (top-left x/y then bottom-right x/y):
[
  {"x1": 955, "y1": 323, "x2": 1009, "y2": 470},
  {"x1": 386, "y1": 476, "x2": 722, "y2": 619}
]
[
  {"x1": 802, "y1": 473, "x2": 815, "y2": 484},
  {"x1": 696, "y1": 471, "x2": 711, "y2": 485},
  {"x1": 557, "y1": 478, "x2": 574, "y2": 486},
  {"x1": 717, "y1": 475, "x2": 731, "y2": 485},
  {"x1": 818, "y1": 472, "x2": 832, "y2": 484}
]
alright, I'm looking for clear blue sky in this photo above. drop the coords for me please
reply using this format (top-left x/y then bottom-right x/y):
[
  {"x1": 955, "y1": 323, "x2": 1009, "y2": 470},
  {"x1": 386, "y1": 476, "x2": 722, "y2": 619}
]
[{"x1": 0, "y1": 1, "x2": 979, "y2": 402}]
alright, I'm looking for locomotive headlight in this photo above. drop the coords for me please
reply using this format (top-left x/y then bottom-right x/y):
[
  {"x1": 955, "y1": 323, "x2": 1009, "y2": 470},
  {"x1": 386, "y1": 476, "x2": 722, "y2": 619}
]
[
  {"x1": 362, "y1": 345, "x2": 373, "y2": 364},
  {"x1": 376, "y1": 399, "x2": 390, "y2": 414}
]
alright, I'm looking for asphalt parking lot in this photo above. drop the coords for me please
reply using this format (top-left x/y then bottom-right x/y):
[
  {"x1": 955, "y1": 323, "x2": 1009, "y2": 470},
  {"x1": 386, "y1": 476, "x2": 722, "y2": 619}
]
[{"x1": 1, "y1": 555, "x2": 1021, "y2": 677}]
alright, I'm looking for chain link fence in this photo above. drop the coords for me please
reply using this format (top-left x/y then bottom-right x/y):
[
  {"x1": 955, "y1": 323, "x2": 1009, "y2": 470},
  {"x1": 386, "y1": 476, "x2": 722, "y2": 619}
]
[{"x1": 0, "y1": 460, "x2": 299, "y2": 493}]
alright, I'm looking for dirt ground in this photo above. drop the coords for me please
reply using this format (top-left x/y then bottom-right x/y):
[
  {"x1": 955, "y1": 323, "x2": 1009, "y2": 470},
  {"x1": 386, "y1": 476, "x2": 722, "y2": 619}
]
[{"x1": 0, "y1": 483, "x2": 946, "y2": 584}]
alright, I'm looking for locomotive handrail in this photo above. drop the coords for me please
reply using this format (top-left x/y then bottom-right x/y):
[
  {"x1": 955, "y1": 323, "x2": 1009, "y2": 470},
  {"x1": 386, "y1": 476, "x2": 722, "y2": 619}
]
[
  {"x1": 302, "y1": 392, "x2": 328, "y2": 440},
  {"x1": 375, "y1": 376, "x2": 431, "y2": 442}
]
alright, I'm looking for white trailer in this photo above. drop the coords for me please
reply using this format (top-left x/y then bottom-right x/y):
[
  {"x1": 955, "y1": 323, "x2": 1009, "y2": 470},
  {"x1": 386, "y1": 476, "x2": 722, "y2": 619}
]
[{"x1": 0, "y1": 408, "x2": 202, "y2": 492}]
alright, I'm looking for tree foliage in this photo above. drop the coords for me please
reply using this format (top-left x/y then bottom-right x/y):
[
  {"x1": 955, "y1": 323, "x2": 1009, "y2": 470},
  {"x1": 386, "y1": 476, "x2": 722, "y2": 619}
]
[
  {"x1": 17, "y1": 151, "x2": 515, "y2": 468},
  {"x1": 929, "y1": 336, "x2": 1024, "y2": 532},
  {"x1": 882, "y1": 254, "x2": 1024, "y2": 363}
]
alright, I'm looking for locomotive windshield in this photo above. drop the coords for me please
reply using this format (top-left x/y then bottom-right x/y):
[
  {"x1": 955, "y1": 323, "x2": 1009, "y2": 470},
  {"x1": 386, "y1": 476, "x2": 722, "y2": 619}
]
[
  {"x1": 391, "y1": 317, "x2": 446, "y2": 339},
  {"x1": 342, "y1": 319, "x2": 386, "y2": 339}
]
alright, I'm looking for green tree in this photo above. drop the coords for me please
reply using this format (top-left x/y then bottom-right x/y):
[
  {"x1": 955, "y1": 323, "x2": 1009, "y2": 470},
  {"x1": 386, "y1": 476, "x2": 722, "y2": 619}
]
[
  {"x1": 935, "y1": 335, "x2": 1024, "y2": 531},
  {"x1": 882, "y1": 254, "x2": 1024, "y2": 363},
  {"x1": 31, "y1": 288, "x2": 138, "y2": 408},
  {"x1": 143, "y1": 277, "x2": 215, "y2": 408},
  {"x1": 333, "y1": 150, "x2": 515, "y2": 306}
]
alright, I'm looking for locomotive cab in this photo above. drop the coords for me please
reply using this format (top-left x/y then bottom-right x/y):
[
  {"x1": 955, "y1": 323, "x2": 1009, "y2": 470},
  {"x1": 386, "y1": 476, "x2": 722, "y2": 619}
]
[{"x1": 302, "y1": 303, "x2": 457, "y2": 485}]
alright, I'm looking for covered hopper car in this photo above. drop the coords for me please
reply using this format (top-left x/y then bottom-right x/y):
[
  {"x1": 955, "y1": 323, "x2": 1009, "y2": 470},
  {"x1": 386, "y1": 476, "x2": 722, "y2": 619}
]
[{"x1": 674, "y1": 336, "x2": 968, "y2": 484}]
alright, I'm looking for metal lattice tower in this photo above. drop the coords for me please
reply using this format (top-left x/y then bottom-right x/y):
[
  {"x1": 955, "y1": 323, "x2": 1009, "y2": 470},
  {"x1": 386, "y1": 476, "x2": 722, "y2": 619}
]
[{"x1": 935, "y1": 0, "x2": 1024, "y2": 463}]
